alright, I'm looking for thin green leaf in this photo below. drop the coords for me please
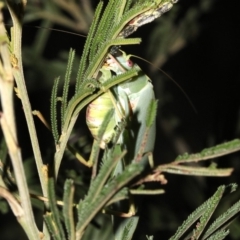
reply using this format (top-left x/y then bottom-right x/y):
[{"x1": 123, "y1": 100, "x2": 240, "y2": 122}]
[
  {"x1": 115, "y1": 0, "x2": 128, "y2": 23},
  {"x1": 133, "y1": 99, "x2": 158, "y2": 164},
  {"x1": 161, "y1": 165, "x2": 233, "y2": 177},
  {"x1": 146, "y1": 99, "x2": 158, "y2": 128},
  {"x1": 202, "y1": 199, "x2": 240, "y2": 240},
  {"x1": 75, "y1": 1, "x2": 104, "y2": 91},
  {"x1": 63, "y1": 79, "x2": 100, "y2": 131},
  {"x1": 90, "y1": 108, "x2": 118, "y2": 172},
  {"x1": 63, "y1": 179, "x2": 75, "y2": 240},
  {"x1": 44, "y1": 212, "x2": 62, "y2": 240},
  {"x1": 105, "y1": 187, "x2": 129, "y2": 206},
  {"x1": 84, "y1": 37, "x2": 141, "y2": 80},
  {"x1": 101, "y1": 68, "x2": 139, "y2": 90},
  {"x1": 47, "y1": 178, "x2": 66, "y2": 240},
  {"x1": 175, "y1": 139, "x2": 240, "y2": 163},
  {"x1": 89, "y1": 0, "x2": 116, "y2": 60},
  {"x1": 96, "y1": 109, "x2": 115, "y2": 144},
  {"x1": 169, "y1": 184, "x2": 237, "y2": 240},
  {"x1": 50, "y1": 76, "x2": 60, "y2": 143},
  {"x1": 76, "y1": 162, "x2": 144, "y2": 239},
  {"x1": 114, "y1": 217, "x2": 139, "y2": 240},
  {"x1": 122, "y1": 0, "x2": 132, "y2": 14},
  {"x1": 88, "y1": 145, "x2": 125, "y2": 203},
  {"x1": 205, "y1": 229, "x2": 229, "y2": 240},
  {"x1": 130, "y1": 189, "x2": 165, "y2": 195},
  {"x1": 61, "y1": 48, "x2": 75, "y2": 127},
  {"x1": 192, "y1": 186, "x2": 225, "y2": 239}
]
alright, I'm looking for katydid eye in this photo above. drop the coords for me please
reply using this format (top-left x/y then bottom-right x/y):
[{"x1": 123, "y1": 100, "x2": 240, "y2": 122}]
[{"x1": 127, "y1": 59, "x2": 133, "y2": 67}]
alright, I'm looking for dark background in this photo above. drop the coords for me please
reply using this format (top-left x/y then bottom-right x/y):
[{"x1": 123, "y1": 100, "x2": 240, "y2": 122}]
[{"x1": 1, "y1": 0, "x2": 240, "y2": 239}]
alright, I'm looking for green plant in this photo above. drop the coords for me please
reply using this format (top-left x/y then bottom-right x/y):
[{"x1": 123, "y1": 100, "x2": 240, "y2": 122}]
[{"x1": 0, "y1": 0, "x2": 240, "y2": 239}]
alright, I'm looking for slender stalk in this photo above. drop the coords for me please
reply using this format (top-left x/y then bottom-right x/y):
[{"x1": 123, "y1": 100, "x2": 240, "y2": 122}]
[
  {"x1": 0, "y1": 6, "x2": 40, "y2": 237},
  {"x1": 0, "y1": 115, "x2": 40, "y2": 239},
  {"x1": 55, "y1": 114, "x2": 78, "y2": 177},
  {"x1": 6, "y1": 0, "x2": 48, "y2": 197}
]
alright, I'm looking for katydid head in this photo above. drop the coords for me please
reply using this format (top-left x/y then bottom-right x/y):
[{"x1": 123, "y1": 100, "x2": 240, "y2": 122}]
[
  {"x1": 116, "y1": 50, "x2": 134, "y2": 70},
  {"x1": 105, "y1": 50, "x2": 135, "y2": 74}
]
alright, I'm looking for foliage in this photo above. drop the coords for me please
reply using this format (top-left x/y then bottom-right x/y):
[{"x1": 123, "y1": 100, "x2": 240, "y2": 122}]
[{"x1": 0, "y1": 0, "x2": 240, "y2": 240}]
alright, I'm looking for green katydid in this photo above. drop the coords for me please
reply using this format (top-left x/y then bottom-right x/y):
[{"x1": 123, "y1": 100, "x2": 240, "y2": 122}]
[{"x1": 85, "y1": 49, "x2": 157, "y2": 170}]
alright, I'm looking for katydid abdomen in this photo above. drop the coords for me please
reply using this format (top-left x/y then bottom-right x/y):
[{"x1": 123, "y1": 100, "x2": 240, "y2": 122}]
[
  {"x1": 86, "y1": 92, "x2": 117, "y2": 149},
  {"x1": 86, "y1": 50, "x2": 156, "y2": 165}
]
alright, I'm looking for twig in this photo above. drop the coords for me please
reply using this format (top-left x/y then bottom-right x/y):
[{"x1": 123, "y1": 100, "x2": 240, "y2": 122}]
[{"x1": 6, "y1": 0, "x2": 48, "y2": 197}]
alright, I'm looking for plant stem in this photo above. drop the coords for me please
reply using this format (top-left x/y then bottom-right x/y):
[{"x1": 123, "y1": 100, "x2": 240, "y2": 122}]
[
  {"x1": 6, "y1": 0, "x2": 48, "y2": 197},
  {"x1": 0, "y1": 4, "x2": 40, "y2": 237}
]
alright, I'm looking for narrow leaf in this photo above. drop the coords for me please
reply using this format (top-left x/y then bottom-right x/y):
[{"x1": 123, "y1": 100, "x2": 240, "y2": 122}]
[
  {"x1": 76, "y1": 162, "x2": 144, "y2": 238},
  {"x1": 145, "y1": 99, "x2": 158, "y2": 128},
  {"x1": 61, "y1": 48, "x2": 75, "y2": 126},
  {"x1": 169, "y1": 184, "x2": 237, "y2": 240},
  {"x1": 161, "y1": 165, "x2": 233, "y2": 177},
  {"x1": 83, "y1": 37, "x2": 141, "y2": 80},
  {"x1": 202, "y1": 199, "x2": 240, "y2": 239},
  {"x1": 89, "y1": 0, "x2": 116, "y2": 60},
  {"x1": 205, "y1": 229, "x2": 229, "y2": 240},
  {"x1": 88, "y1": 144, "x2": 124, "y2": 203},
  {"x1": 63, "y1": 179, "x2": 75, "y2": 240},
  {"x1": 47, "y1": 178, "x2": 66, "y2": 240},
  {"x1": 114, "y1": 217, "x2": 139, "y2": 240},
  {"x1": 175, "y1": 139, "x2": 240, "y2": 163},
  {"x1": 50, "y1": 76, "x2": 60, "y2": 143},
  {"x1": 192, "y1": 186, "x2": 225, "y2": 239},
  {"x1": 75, "y1": 1, "x2": 104, "y2": 91},
  {"x1": 44, "y1": 212, "x2": 62, "y2": 240}
]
